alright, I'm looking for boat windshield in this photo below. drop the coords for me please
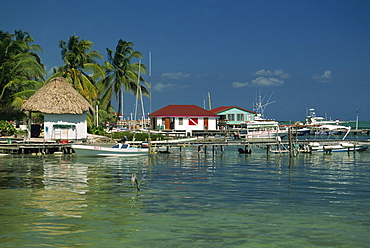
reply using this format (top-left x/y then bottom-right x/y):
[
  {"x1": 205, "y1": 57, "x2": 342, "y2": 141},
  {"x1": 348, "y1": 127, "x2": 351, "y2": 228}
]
[{"x1": 112, "y1": 144, "x2": 129, "y2": 149}]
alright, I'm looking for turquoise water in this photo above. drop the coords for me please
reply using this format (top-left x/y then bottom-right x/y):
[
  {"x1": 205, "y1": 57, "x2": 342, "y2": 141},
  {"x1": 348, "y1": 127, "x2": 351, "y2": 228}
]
[{"x1": 1, "y1": 146, "x2": 370, "y2": 247}]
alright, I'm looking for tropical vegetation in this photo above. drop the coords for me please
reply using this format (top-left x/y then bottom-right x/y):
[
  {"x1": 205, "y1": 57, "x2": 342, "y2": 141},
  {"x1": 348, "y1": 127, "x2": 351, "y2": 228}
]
[
  {"x1": 51, "y1": 35, "x2": 105, "y2": 105},
  {"x1": 0, "y1": 30, "x2": 46, "y2": 120},
  {"x1": 111, "y1": 131, "x2": 163, "y2": 142},
  {"x1": 98, "y1": 39, "x2": 150, "y2": 122},
  {"x1": 0, "y1": 30, "x2": 150, "y2": 131},
  {"x1": 0, "y1": 120, "x2": 16, "y2": 136}
]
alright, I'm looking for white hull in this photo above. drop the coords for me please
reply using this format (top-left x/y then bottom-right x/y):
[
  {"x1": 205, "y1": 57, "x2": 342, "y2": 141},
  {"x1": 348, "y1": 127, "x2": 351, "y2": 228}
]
[
  {"x1": 246, "y1": 131, "x2": 278, "y2": 139},
  {"x1": 151, "y1": 137, "x2": 197, "y2": 144},
  {"x1": 72, "y1": 144, "x2": 148, "y2": 157},
  {"x1": 309, "y1": 142, "x2": 367, "y2": 153},
  {"x1": 270, "y1": 143, "x2": 367, "y2": 153},
  {"x1": 242, "y1": 120, "x2": 283, "y2": 139}
]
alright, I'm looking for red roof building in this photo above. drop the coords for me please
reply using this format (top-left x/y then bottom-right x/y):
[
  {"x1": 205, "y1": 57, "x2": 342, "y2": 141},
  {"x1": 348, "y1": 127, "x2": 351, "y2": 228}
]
[{"x1": 149, "y1": 105, "x2": 218, "y2": 132}]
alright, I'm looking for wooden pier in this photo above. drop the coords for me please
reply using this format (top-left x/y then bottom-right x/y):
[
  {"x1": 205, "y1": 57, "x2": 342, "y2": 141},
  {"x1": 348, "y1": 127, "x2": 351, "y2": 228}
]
[
  {"x1": 0, "y1": 139, "x2": 74, "y2": 155},
  {"x1": 148, "y1": 137, "x2": 370, "y2": 156},
  {"x1": 0, "y1": 136, "x2": 369, "y2": 156}
]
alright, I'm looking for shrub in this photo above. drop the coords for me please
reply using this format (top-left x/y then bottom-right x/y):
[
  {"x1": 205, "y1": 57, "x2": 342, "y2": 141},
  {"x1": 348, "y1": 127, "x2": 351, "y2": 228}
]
[
  {"x1": 111, "y1": 131, "x2": 163, "y2": 141},
  {"x1": 88, "y1": 126, "x2": 106, "y2": 136},
  {"x1": 0, "y1": 121, "x2": 16, "y2": 136}
]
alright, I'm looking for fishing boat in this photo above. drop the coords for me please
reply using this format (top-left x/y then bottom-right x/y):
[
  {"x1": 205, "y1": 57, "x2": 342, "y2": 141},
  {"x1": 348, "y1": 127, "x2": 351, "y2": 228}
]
[
  {"x1": 241, "y1": 120, "x2": 284, "y2": 139},
  {"x1": 239, "y1": 91, "x2": 286, "y2": 139},
  {"x1": 305, "y1": 108, "x2": 340, "y2": 126},
  {"x1": 72, "y1": 143, "x2": 148, "y2": 157}
]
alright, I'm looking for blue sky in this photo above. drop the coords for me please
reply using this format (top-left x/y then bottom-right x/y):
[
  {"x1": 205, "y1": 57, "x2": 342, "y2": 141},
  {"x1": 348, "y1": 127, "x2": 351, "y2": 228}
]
[{"x1": 2, "y1": 0, "x2": 370, "y2": 121}]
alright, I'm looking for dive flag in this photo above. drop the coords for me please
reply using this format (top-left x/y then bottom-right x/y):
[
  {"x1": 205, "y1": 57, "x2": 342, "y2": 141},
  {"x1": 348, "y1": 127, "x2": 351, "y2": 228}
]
[{"x1": 188, "y1": 118, "x2": 198, "y2": 126}]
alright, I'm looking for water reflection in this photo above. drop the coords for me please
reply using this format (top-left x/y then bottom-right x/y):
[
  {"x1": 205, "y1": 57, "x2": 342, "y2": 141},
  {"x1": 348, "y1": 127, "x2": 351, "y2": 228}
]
[{"x1": 0, "y1": 148, "x2": 369, "y2": 247}]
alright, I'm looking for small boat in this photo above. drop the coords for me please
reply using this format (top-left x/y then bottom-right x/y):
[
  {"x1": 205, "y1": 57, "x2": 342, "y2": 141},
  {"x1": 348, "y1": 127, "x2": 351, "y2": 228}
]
[
  {"x1": 270, "y1": 125, "x2": 368, "y2": 153},
  {"x1": 72, "y1": 143, "x2": 148, "y2": 157},
  {"x1": 309, "y1": 125, "x2": 367, "y2": 152},
  {"x1": 309, "y1": 142, "x2": 367, "y2": 152},
  {"x1": 296, "y1": 127, "x2": 310, "y2": 136}
]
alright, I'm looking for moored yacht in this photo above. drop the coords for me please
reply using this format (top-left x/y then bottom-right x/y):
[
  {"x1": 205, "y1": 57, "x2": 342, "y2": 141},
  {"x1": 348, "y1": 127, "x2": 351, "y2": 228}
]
[
  {"x1": 240, "y1": 118, "x2": 284, "y2": 139},
  {"x1": 305, "y1": 108, "x2": 339, "y2": 126}
]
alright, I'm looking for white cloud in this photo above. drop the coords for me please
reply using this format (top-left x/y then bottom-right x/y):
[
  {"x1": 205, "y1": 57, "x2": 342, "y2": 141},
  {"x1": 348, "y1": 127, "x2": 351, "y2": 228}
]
[
  {"x1": 232, "y1": 81, "x2": 249, "y2": 88},
  {"x1": 254, "y1": 69, "x2": 290, "y2": 79},
  {"x1": 251, "y1": 77, "x2": 284, "y2": 86},
  {"x1": 153, "y1": 83, "x2": 176, "y2": 92},
  {"x1": 312, "y1": 70, "x2": 333, "y2": 82},
  {"x1": 232, "y1": 69, "x2": 288, "y2": 88},
  {"x1": 153, "y1": 82, "x2": 189, "y2": 91},
  {"x1": 161, "y1": 72, "x2": 191, "y2": 80}
]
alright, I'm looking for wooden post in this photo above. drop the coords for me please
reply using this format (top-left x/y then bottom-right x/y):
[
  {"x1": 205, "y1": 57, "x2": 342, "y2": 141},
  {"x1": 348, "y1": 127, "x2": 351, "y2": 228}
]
[
  {"x1": 245, "y1": 144, "x2": 251, "y2": 153},
  {"x1": 27, "y1": 111, "x2": 32, "y2": 142},
  {"x1": 288, "y1": 127, "x2": 294, "y2": 157},
  {"x1": 148, "y1": 130, "x2": 152, "y2": 155}
]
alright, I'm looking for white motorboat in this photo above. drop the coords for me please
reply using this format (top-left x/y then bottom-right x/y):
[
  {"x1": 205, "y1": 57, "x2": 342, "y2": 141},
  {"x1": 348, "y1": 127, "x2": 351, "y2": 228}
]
[
  {"x1": 72, "y1": 143, "x2": 148, "y2": 157},
  {"x1": 305, "y1": 108, "x2": 340, "y2": 126},
  {"x1": 270, "y1": 125, "x2": 368, "y2": 153},
  {"x1": 308, "y1": 126, "x2": 367, "y2": 152},
  {"x1": 308, "y1": 141, "x2": 367, "y2": 152}
]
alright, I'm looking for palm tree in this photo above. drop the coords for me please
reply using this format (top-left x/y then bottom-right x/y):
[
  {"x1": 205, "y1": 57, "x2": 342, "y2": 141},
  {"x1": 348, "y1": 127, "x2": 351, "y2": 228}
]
[
  {"x1": 0, "y1": 30, "x2": 45, "y2": 120},
  {"x1": 98, "y1": 39, "x2": 150, "y2": 123},
  {"x1": 52, "y1": 35, "x2": 105, "y2": 105}
]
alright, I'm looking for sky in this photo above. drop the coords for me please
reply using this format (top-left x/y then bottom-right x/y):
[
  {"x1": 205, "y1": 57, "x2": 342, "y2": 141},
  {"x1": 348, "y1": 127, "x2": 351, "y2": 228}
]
[{"x1": 2, "y1": 0, "x2": 370, "y2": 121}]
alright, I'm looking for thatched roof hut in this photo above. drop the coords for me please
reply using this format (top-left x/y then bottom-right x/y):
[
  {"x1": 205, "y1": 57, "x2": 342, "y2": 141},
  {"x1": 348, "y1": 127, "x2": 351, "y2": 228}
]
[{"x1": 22, "y1": 77, "x2": 92, "y2": 114}]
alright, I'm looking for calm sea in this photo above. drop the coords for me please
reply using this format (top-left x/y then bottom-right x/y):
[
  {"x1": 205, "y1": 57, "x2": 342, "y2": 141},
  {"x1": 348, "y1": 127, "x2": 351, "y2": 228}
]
[{"x1": 1, "y1": 144, "x2": 370, "y2": 247}]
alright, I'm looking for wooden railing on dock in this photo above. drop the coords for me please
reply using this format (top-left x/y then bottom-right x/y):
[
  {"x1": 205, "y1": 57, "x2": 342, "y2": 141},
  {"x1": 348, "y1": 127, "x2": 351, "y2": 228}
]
[{"x1": 0, "y1": 142, "x2": 73, "y2": 155}]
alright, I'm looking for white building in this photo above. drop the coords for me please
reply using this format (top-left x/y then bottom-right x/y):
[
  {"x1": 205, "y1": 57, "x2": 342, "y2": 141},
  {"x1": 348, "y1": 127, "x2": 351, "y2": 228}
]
[
  {"x1": 22, "y1": 77, "x2": 93, "y2": 141},
  {"x1": 43, "y1": 113, "x2": 88, "y2": 140},
  {"x1": 149, "y1": 105, "x2": 218, "y2": 135}
]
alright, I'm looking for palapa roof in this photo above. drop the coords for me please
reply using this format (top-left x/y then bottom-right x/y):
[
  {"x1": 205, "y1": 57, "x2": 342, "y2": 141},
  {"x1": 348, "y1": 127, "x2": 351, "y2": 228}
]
[{"x1": 22, "y1": 77, "x2": 93, "y2": 114}]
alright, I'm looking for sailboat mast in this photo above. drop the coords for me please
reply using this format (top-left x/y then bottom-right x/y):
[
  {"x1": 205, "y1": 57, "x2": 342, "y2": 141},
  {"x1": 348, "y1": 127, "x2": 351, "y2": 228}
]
[
  {"x1": 134, "y1": 60, "x2": 146, "y2": 128},
  {"x1": 208, "y1": 92, "x2": 212, "y2": 110},
  {"x1": 134, "y1": 60, "x2": 141, "y2": 121},
  {"x1": 149, "y1": 51, "x2": 152, "y2": 114},
  {"x1": 121, "y1": 89, "x2": 124, "y2": 121}
]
